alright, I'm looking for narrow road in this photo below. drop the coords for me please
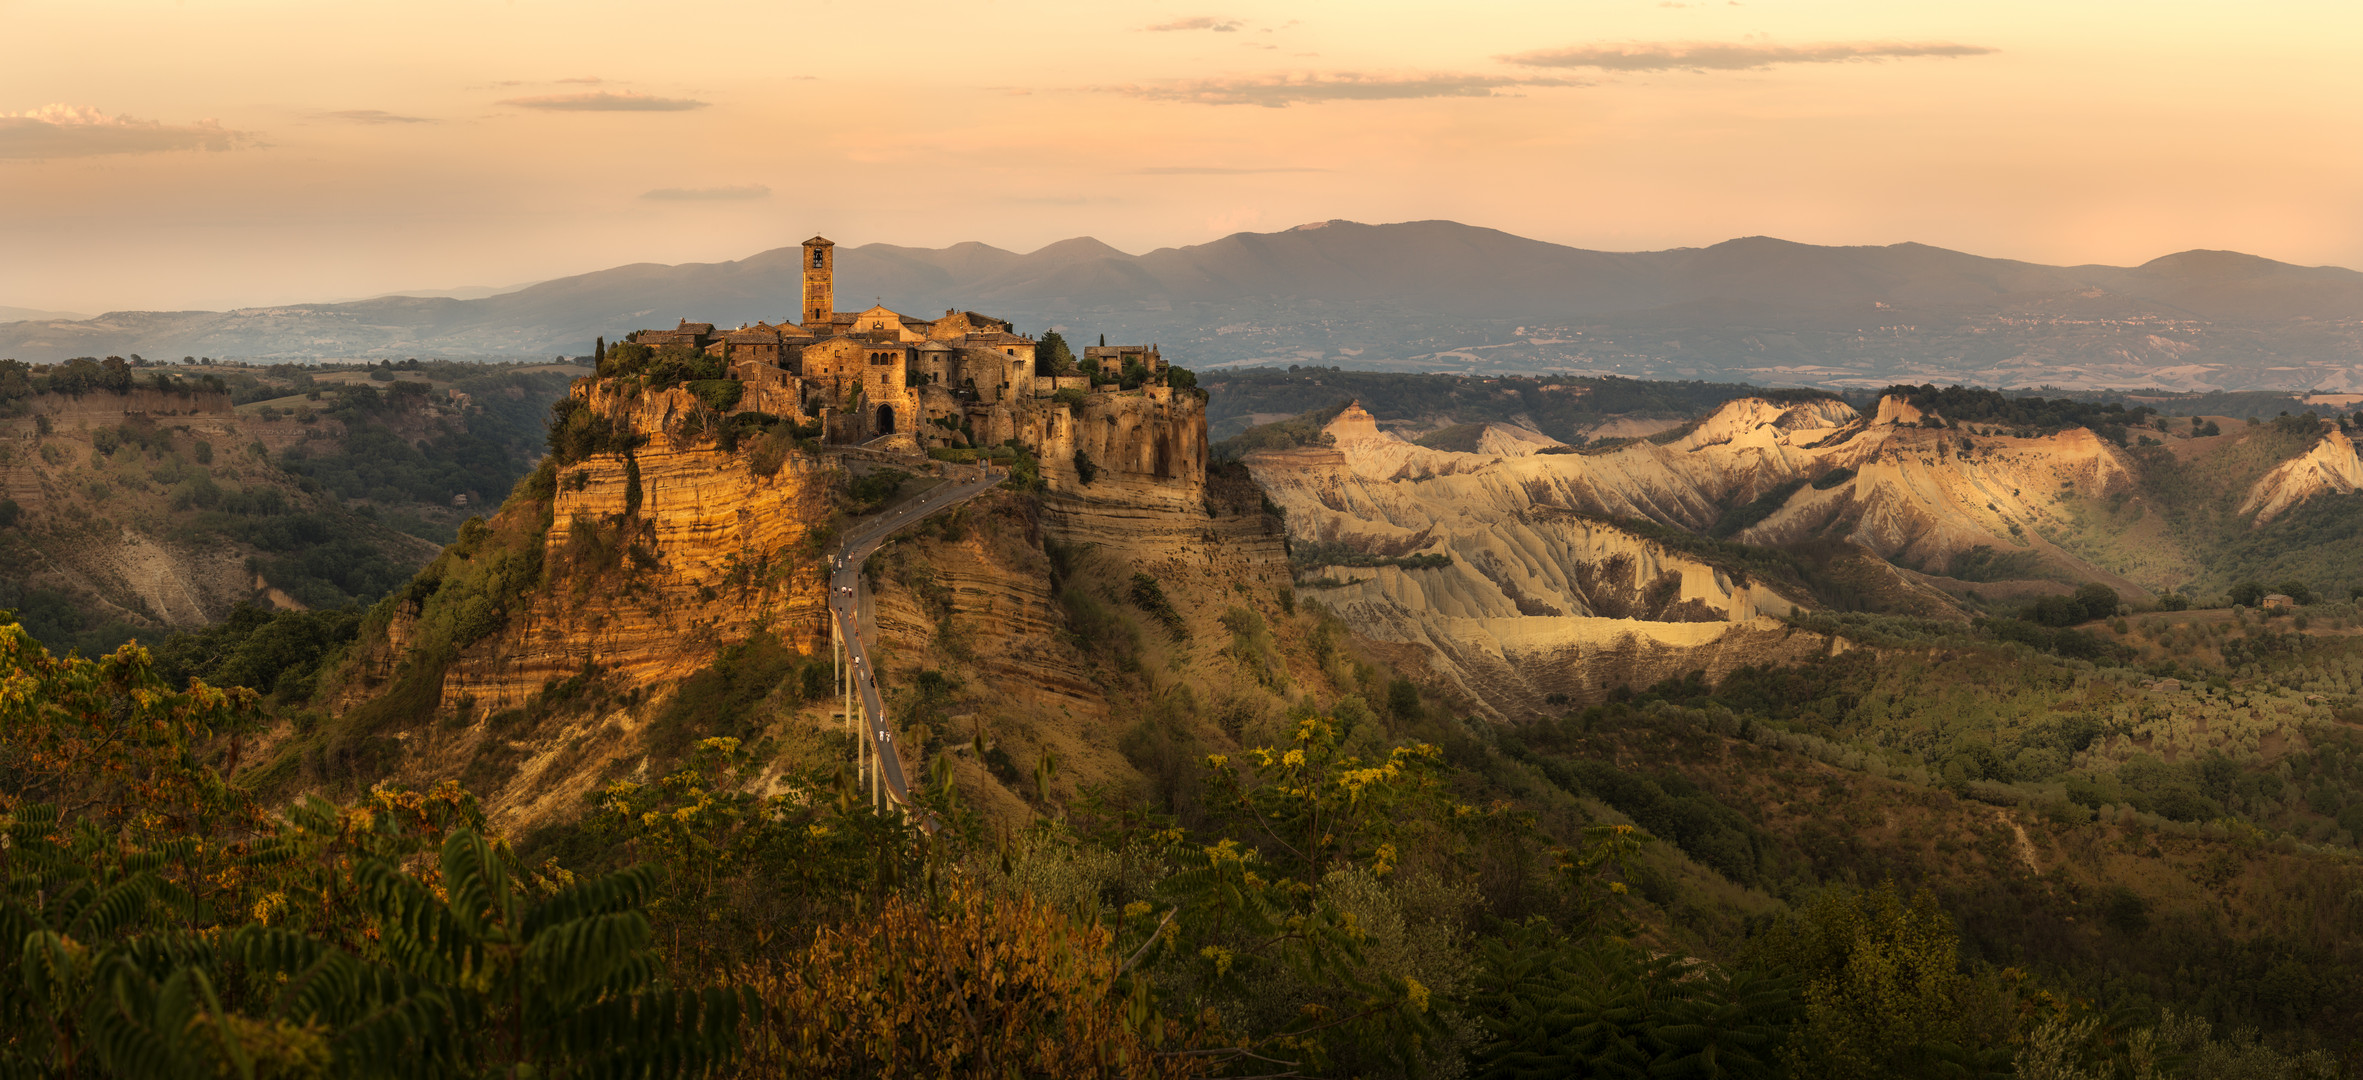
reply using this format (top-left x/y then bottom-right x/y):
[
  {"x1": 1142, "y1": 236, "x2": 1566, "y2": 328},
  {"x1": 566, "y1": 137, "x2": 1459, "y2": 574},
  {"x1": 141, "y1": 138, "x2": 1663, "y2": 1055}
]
[{"x1": 827, "y1": 463, "x2": 1003, "y2": 812}]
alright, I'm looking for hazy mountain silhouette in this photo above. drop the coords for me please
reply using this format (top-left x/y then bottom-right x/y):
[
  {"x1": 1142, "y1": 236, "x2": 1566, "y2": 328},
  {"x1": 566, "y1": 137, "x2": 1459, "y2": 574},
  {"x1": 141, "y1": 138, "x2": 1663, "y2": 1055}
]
[{"x1": 7, "y1": 220, "x2": 2362, "y2": 390}]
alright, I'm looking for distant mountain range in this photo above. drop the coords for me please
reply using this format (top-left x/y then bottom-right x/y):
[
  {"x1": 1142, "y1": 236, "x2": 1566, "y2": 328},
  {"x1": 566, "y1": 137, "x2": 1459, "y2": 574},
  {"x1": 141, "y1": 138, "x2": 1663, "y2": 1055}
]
[
  {"x1": 0, "y1": 306, "x2": 91, "y2": 323},
  {"x1": 8, "y1": 220, "x2": 2363, "y2": 391}
]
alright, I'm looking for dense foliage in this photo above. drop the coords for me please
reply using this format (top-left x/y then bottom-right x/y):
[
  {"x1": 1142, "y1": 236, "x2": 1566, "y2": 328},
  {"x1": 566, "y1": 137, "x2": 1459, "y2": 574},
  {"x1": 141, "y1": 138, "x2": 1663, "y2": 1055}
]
[
  {"x1": 0, "y1": 617, "x2": 751, "y2": 1077},
  {"x1": 1887, "y1": 383, "x2": 2158, "y2": 442}
]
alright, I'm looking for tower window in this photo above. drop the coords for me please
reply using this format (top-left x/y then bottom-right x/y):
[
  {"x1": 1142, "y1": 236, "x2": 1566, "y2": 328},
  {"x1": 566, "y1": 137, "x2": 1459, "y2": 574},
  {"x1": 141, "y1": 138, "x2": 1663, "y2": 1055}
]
[{"x1": 811, "y1": 251, "x2": 824, "y2": 269}]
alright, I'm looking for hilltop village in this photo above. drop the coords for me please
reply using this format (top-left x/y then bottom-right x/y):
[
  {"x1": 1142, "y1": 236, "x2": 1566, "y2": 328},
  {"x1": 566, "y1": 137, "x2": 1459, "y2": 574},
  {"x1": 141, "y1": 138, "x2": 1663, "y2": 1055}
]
[{"x1": 611, "y1": 236, "x2": 1202, "y2": 485}]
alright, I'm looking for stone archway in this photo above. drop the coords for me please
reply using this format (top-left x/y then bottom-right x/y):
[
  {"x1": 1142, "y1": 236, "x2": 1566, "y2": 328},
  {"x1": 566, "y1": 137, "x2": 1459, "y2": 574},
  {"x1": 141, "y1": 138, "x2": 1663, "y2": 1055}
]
[{"x1": 875, "y1": 403, "x2": 896, "y2": 434}]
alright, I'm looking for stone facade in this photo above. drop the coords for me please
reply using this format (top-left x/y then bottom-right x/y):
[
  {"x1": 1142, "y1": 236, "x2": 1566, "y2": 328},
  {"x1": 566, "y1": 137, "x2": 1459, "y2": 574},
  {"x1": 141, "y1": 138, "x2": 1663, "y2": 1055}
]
[{"x1": 1083, "y1": 344, "x2": 1163, "y2": 378}]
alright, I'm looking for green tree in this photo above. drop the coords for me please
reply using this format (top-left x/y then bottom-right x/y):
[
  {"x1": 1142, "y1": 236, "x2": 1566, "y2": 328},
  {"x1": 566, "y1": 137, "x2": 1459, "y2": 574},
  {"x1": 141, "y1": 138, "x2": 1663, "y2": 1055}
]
[
  {"x1": 1037, "y1": 331, "x2": 1078, "y2": 376},
  {"x1": 2072, "y1": 582, "x2": 2121, "y2": 620},
  {"x1": 1752, "y1": 883, "x2": 2010, "y2": 1080},
  {"x1": 0, "y1": 614, "x2": 753, "y2": 1078},
  {"x1": 1469, "y1": 924, "x2": 1796, "y2": 1080}
]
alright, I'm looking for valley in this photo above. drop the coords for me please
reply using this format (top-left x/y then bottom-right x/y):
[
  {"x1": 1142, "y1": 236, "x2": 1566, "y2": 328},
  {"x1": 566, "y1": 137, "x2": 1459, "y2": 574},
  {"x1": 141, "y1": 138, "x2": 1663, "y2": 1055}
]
[
  {"x1": 0, "y1": 357, "x2": 582, "y2": 654},
  {"x1": 8, "y1": 341, "x2": 2363, "y2": 1076}
]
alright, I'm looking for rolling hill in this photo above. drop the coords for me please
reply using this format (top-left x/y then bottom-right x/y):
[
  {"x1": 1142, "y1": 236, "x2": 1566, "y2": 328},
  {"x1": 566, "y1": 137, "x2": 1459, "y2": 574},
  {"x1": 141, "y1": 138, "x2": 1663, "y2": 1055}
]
[{"x1": 8, "y1": 221, "x2": 2363, "y2": 390}]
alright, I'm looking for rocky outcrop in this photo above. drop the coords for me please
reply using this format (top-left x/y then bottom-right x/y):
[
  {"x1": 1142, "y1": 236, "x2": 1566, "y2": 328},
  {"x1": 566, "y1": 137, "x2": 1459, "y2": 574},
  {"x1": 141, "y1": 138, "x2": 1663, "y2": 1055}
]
[
  {"x1": 1243, "y1": 395, "x2": 2158, "y2": 715},
  {"x1": 1744, "y1": 422, "x2": 2142, "y2": 591},
  {"x1": 435, "y1": 381, "x2": 840, "y2": 714},
  {"x1": 2239, "y1": 429, "x2": 2363, "y2": 523},
  {"x1": 336, "y1": 375, "x2": 1273, "y2": 835},
  {"x1": 1246, "y1": 400, "x2": 1852, "y2": 715}
]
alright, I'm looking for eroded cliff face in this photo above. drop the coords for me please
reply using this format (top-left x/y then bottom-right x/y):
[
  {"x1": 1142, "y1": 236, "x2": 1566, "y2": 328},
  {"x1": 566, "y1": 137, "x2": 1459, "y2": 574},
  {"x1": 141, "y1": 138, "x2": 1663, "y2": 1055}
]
[
  {"x1": 324, "y1": 380, "x2": 841, "y2": 830},
  {"x1": 1741, "y1": 422, "x2": 2144, "y2": 594},
  {"x1": 331, "y1": 377, "x2": 1283, "y2": 836},
  {"x1": 848, "y1": 473, "x2": 1295, "y2": 826},
  {"x1": 1242, "y1": 395, "x2": 2158, "y2": 716},
  {"x1": 1275, "y1": 397, "x2": 1859, "y2": 532},
  {"x1": 2239, "y1": 428, "x2": 2363, "y2": 524},
  {"x1": 451, "y1": 382, "x2": 839, "y2": 712},
  {"x1": 848, "y1": 385, "x2": 1290, "y2": 822}
]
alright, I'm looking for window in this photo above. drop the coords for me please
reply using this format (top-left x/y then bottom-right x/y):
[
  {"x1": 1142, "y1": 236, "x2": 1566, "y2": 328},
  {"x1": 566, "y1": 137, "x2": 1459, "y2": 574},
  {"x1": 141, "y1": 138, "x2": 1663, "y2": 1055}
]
[{"x1": 811, "y1": 251, "x2": 824, "y2": 269}]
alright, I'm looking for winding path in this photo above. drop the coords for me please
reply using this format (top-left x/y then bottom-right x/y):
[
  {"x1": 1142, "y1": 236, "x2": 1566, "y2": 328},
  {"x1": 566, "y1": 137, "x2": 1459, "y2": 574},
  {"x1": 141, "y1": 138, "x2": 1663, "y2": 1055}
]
[{"x1": 826, "y1": 463, "x2": 1003, "y2": 813}]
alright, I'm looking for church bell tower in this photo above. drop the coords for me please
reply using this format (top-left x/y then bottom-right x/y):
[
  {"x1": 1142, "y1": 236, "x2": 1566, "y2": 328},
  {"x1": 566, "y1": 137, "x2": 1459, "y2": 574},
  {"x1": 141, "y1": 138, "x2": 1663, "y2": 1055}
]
[{"x1": 801, "y1": 236, "x2": 835, "y2": 328}]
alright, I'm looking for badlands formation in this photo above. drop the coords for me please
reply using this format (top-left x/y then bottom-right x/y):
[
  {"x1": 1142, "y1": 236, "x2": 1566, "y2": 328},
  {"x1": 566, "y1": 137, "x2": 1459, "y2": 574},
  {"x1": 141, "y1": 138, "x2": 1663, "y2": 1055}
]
[
  {"x1": 1245, "y1": 394, "x2": 2170, "y2": 716},
  {"x1": 2240, "y1": 427, "x2": 2363, "y2": 523}
]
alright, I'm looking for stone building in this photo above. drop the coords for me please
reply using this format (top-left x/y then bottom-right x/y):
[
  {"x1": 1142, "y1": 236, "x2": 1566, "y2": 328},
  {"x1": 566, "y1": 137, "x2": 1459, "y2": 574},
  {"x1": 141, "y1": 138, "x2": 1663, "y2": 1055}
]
[
  {"x1": 1083, "y1": 344, "x2": 1163, "y2": 378},
  {"x1": 617, "y1": 234, "x2": 1200, "y2": 481}
]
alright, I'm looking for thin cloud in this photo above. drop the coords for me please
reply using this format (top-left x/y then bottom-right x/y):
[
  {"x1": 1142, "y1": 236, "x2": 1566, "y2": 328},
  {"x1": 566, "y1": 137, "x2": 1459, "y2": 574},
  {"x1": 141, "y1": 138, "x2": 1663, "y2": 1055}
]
[
  {"x1": 321, "y1": 109, "x2": 434, "y2": 124},
  {"x1": 498, "y1": 91, "x2": 706, "y2": 112},
  {"x1": 1105, "y1": 72, "x2": 1582, "y2": 107},
  {"x1": 0, "y1": 104, "x2": 252, "y2": 159},
  {"x1": 556, "y1": 76, "x2": 605, "y2": 84},
  {"x1": 1147, "y1": 16, "x2": 1242, "y2": 31},
  {"x1": 1500, "y1": 40, "x2": 1997, "y2": 71},
  {"x1": 641, "y1": 184, "x2": 770, "y2": 201},
  {"x1": 1134, "y1": 165, "x2": 1329, "y2": 174}
]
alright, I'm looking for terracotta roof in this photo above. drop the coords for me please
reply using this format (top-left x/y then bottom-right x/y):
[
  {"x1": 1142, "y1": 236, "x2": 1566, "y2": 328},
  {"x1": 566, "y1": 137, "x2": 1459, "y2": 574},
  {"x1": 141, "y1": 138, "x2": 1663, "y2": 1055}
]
[
  {"x1": 802, "y1": 235, "x2": 834, "y2": 247},
  {"x1": 855, "y1": 304, "x2": 928, "y2": 323}
]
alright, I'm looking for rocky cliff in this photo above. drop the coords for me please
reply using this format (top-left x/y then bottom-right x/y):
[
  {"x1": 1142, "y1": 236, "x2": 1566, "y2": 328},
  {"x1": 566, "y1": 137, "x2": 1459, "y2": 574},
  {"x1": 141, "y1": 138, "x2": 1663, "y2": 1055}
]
[
  {"x1": 1241, "y1": 395, "x2": 2171, "y2": 716},
  {"x1": 2238, "y1": 428, "x2": 2363, "y2": 524},
  {"x1": 322, "y1": 375, "x2": 1294, "y2": 835},
  {"x1": 448, "y1": 381, "x2": 839, "y2": 711}
]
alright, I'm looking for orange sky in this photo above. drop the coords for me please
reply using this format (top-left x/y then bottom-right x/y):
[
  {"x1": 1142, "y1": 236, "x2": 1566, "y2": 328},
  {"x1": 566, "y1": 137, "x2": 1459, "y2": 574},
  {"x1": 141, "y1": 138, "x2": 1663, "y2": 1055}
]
[{"x1": 4, "y1": 0, "x2": 2360, "y2": 312}]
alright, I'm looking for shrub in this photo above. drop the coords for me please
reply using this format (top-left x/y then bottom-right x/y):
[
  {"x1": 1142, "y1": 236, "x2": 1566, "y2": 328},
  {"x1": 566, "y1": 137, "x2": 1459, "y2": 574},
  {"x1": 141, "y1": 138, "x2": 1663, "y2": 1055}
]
[
  {"x1": 687, "y1": 378, "x2": 743, "y2": 411},
  {"x1": 849, "y1": 469, "x2": 909, "y2": 509},
  {"x1": 748, "y1": 427, "x2": 795, "y2": 478},
  {"x1": 545, "y1": 396, "x2": 644, "y2": 465},
  {"x1": 1129, "y1": 573, "x2": 1186, "y2": 640}
]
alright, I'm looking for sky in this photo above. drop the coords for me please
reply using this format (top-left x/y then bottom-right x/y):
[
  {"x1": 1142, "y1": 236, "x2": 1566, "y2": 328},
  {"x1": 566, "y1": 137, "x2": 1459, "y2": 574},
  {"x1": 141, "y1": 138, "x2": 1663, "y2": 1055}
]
[{"x1": 4, "y1": 0, "x2": 2361, "y2": 313}]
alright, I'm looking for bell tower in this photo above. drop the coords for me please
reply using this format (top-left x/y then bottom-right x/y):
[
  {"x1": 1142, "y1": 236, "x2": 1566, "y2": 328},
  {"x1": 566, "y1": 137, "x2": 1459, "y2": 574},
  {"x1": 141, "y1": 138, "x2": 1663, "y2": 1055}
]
[{"x1": 801, "y1": 236, "x2": 835, "y2": 328}]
